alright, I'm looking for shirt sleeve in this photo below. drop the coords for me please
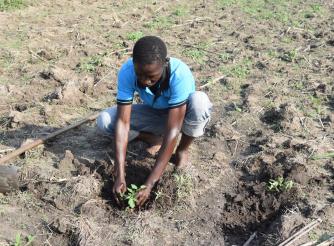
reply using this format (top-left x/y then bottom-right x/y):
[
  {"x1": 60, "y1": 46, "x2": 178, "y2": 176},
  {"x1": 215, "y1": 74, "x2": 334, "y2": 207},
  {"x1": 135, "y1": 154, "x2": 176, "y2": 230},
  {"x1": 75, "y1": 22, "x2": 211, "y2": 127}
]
[
  {"x1": 116, "y1": 61, "x2": 135, "y2": 105},
  {"x1": 168, "y1": 63, "x2": 195, "y2": 108}
]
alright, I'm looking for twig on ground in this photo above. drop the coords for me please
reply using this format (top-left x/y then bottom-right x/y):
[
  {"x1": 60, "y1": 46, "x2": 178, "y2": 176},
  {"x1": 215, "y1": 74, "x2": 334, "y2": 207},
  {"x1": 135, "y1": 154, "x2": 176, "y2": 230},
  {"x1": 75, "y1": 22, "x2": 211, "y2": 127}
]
[
  {"x1": 318, "y1": 116, "x2": 325, "y2": 129},
  {"x1": 299, "y1": 241, "x2": 317, "y2": 246},
  {"x1": 105, "y1": 151, "x2": 114, "y2": 165},
  {"x1": 0, "y1": 148, "x2": 15, "y2": 154},
  {"x1": 243, "y1": 231, "x2": 257, "y2": 246},
  {"x1": 200, "y1": 75, "x2": 225, "y2": 89},
  {"x1": 126, "y1": 150, "x2": 139, "y2": 157},
  {"x1": 232, "y1": 139, "x2": 239, "y2": 157},
  {"x1": 173, "y1": 17, "x2": 213, "y2": 28},
  {"x1": 278, "y1": 218, "x2": 322, "y2": 246}
]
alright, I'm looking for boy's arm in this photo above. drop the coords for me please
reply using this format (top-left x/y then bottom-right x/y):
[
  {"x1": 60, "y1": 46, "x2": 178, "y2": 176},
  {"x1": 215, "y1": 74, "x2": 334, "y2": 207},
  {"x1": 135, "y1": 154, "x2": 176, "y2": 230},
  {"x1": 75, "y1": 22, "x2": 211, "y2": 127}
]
[
  {"x1": 113, "y1": 104, "x2": 132, "y2": 200},
  {"x1": 136, "y1": 103, "x2": 187, "y2": 206}
]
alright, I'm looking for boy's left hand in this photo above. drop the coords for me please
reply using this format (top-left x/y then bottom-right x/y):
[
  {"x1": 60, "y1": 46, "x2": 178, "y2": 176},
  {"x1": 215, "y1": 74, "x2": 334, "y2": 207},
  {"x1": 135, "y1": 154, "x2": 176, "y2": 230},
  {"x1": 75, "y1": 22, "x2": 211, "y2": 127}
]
[{"x1": 136, "y1": 185, "x2": 152, "y2": 207}]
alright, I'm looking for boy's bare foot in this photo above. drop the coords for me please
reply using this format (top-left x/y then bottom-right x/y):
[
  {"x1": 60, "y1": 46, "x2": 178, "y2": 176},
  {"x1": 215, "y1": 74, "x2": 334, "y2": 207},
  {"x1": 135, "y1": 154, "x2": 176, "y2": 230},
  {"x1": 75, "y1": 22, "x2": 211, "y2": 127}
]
[
  {"x1": 171, "y1": 150, "x2": 190, "y2": 169},
  {"x1": 137, "y1": 132, "x2": 162, "y2": 156},
  {"x1": 146, "y1": 144, "x2": 161, "y2": 156}
]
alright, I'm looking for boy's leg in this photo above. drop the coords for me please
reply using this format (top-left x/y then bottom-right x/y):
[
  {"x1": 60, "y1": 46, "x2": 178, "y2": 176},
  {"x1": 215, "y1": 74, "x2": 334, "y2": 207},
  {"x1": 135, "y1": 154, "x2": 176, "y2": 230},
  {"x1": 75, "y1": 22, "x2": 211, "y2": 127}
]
[
  {"x1": 96, "y1": 104, "x2": 168, "y2": 151},
  {"x1": 174, "y1": 91, "x2": 212, "y2": 168}
]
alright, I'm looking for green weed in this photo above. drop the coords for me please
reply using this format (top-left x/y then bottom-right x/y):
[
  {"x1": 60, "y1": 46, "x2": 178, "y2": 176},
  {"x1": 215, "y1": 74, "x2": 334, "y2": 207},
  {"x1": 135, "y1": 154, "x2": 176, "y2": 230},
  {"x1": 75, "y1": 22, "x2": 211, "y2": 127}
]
[
  {"x1": 172, "y1": 6, "x2": 188, "y2": 16},
  {"x1": 144, "y1": 16, "x2": 172, "y2": 29},
  {"x1": 233, "y1": 102, "x2": 242, "y2": 112},
  {"x1": 78, "y1": 54, "x2": 104, "y2": 73},
  {"x1": 220, "y1": 52, "x2": 231, "y2": 63},
  {"x1": 122, "y1": 184, "x2": 145, "y2": 209},
  {"x1": 11, "y1": 233, "x2": 34, "y2": 246},
  {"x1": 267, "y1": 177, "x2": 294, "y2": 192},
  {"x1": 173, "y1": 173, "x2": 193, "y2": 200},
  {"x1": 308, "y1": 231, "x2": 319, "y2": 241},
  {"x1": 0, "y1": 0, "x2": 24, "y2": 11},
  {"x1": 182, "y1": 48, "x2": 205, "y2": 64},
  {"x1": 217, "y1": 0, "x2": 306, "y2": 25},
  {"x1": 13, "y1": 233, "x2": 21, "y2": 246},
  {"x1": 220, "y1": 58, "x2": 251, "y2": 79},
  {"x1": 280, "y1": 49, "x2": 298, "y2": 62},
  {"x1": 126, "y1": 31, "x2": 144, "y2": 41}
]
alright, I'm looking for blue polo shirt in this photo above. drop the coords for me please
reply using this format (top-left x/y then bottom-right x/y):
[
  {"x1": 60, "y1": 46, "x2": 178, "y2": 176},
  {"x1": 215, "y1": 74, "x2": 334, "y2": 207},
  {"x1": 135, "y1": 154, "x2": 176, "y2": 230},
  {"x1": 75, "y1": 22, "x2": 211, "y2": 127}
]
[{"x1": 116, "y1": 57, "x2": 195, "y2": 109}]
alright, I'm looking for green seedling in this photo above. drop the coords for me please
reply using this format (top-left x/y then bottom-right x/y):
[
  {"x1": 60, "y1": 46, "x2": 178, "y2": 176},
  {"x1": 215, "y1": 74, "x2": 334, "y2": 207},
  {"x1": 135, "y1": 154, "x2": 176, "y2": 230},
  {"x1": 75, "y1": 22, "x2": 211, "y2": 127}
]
[
  {"x1": 267, "y1": 177, "x2": 294, "y2": 192},
  {"x1": 233, "y1": 102, "x2": 242, "y2": 112},
  {"x1": 13, "y1": 233, "x2": 21, "y2": 246},
  {"x1": 122, "y1": 184, "x2": 146, "y2": 209},
  {"x1": 11, "y1": 233, "x2": 34, "y2": 246},
  {"x1": 172, "y1": 6, "x2": 188, "y2": 16}
]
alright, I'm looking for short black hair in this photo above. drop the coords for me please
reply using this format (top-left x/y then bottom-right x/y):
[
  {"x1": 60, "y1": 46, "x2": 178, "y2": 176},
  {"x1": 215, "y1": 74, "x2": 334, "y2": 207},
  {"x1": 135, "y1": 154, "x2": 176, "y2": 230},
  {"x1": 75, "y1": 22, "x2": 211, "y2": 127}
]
[{"x1": 133, "y1": 36, "x2": 167, "y2": 64}]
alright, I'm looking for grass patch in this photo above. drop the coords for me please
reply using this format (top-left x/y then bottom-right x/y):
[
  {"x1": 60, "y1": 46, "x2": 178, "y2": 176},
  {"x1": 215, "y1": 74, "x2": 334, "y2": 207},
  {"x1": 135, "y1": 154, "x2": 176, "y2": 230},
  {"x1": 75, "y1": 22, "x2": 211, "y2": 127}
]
[
  {"x1": 183, "y1": 48, "x2": 206, "y2": 64},
  {"x1": 173, "y1": 173, "x2": 193, "y2": 200},
  {"x1": 172, "y1": 6, "x2": 188, "y2": 16},
  {"x1": 126, "y1": 31, "x2": 144, "y2": 42},
  {"x1": 0, "y1": 0, "x2": 24, "y2": 11},
  {"x1": 220, "y1": 58, "x2": 252, "y2": 79},
  {"x1": 217, "y1": 0, "x2": 314, "y2": 25},
  {"x1": 144, "y1": 16, "x2": 173, "y2": 29},
  {"x1": 77, "y1": 54, "x2": 104, "y2": 73}
]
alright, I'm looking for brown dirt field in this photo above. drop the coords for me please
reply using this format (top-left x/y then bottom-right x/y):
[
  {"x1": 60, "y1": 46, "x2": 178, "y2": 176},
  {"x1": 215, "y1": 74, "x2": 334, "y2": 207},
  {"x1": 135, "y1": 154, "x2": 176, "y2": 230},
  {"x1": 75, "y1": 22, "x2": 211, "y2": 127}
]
[{"x1": 0, "y1": 0, "x2": 333, "y2": 245}]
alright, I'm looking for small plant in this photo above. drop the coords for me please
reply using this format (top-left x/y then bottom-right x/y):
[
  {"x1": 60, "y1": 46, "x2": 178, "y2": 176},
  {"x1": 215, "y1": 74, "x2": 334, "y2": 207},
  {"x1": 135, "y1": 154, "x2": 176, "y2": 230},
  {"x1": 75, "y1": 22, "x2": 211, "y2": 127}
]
[
  {"x1": 13, "y1": 233, "x2": 21, "y2": 246},
  {"x1": 26, "y1": 235, "x2": 35, "y2": 245},
  {"x1": 78, "y1": 54, "x2": 104, "y2": 73},
  {"x1": 267, "y1": 177, "x2": 294, "y2": 192},
  {"x1": 144, "y1": 16, "x2": 172, "y2": 29},
  {"x1": 126, "y1": 31, "x2": 144, "y2": 41},
  {"x1": 233, "y1": 102, "x2": 242, "y2": 112},
  {"x1": 220, "y1": 52, "x2": 231, "y2": 63},
  {"x1": 280, "y1": 49, "x2": 298, "y2": 62},
  {"x1": 173, "y1": 173, "x2": 193, "y2": 200},
  {"x1": 11, "y1": 233, "x2": 34, "y2": 246},
  {"x1": 183, "y1": 48, "x2": 205, "y2": 63},
  {"x1": 122, "y1": 184, "x2": 145, "y2": 209},
  {"x1": 220, "y1": 60, "x2": 251, "y2": 79},
  {"x1": 172, "y1": 6, "x2": 188, "y2": 16}
]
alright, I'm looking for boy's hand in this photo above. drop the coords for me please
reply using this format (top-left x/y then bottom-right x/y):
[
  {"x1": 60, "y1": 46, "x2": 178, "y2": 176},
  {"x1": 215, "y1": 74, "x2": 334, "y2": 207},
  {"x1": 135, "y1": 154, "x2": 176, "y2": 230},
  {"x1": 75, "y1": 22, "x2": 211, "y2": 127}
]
[
  {"x1": 113, "y1": 176, "x2": 126, "y2": 204},
  {"x1": 136, "y1": 185, "x2": 152, "y2": 207}
]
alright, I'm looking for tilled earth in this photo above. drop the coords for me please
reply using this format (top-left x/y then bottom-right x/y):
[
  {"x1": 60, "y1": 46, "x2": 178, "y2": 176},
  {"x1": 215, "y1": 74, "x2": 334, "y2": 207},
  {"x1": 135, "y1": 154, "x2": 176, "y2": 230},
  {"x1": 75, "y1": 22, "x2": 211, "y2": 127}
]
[{"x1": 0, "y1": 0, "x2": 333, "y2": 245}]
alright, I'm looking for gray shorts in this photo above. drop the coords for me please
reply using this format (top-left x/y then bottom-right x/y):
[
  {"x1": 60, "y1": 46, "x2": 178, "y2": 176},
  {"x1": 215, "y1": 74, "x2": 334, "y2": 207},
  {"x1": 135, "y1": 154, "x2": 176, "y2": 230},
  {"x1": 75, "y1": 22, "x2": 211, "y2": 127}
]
[{"x1": 96, "y1": 91, "x2": 212, "y2": 138}]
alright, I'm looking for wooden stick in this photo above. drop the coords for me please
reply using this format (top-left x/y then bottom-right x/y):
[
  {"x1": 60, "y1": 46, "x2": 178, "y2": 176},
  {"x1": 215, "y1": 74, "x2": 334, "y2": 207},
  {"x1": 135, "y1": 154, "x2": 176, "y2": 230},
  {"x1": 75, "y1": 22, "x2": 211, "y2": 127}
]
[
  {"x1": 243, "y1": 232, "x2": 257, "y2": 246},
  {"x1": 0, "y1": 113, "x2": 99, "y2": 166},
  {"x1": 0, "y1": 148, "x2": 15, "y2": 154},
  {"x1": 278, "y1": 218, "x2": 322, "y2": 246},
  {"x1": 200, "y1": 75, "x2": 225, "y2": 89}
]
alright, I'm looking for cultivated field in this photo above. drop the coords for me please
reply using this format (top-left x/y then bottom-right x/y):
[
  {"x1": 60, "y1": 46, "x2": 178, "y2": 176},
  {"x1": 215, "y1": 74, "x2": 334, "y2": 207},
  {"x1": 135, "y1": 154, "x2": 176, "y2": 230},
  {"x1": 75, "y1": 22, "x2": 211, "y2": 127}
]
[{"x1": 0, "y1": 0, "x2": 333, "y2": 245}]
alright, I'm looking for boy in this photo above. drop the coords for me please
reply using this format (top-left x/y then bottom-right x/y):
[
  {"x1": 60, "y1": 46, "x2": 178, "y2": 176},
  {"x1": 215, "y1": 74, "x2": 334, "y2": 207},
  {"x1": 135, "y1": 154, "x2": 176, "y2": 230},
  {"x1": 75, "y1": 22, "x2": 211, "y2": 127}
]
[{"x1": 97, "y1": 36, "x2": 212, "y2": 206}]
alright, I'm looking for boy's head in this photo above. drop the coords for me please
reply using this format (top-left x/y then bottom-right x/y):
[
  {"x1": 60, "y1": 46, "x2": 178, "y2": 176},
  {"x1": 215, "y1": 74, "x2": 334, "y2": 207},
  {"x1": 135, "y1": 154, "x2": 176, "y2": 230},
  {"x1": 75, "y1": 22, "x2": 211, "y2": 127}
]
[{"x1": 133, "y1": 36, "x2": 168, "y2": 87}]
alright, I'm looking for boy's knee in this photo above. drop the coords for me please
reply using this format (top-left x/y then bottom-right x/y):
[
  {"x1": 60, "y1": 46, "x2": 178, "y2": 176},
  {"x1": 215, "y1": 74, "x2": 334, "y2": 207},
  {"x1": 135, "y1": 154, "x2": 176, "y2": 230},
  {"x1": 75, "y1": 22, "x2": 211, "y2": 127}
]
[
  {"x1": 187, "y1": 91, "x2": 212, "y2": 121},
  {"x1": 96, "y1": 108, "x2": 117, "y2": 134},
  {"x1": 182, "y1": 91, "x2": 212, "y2": 137}
]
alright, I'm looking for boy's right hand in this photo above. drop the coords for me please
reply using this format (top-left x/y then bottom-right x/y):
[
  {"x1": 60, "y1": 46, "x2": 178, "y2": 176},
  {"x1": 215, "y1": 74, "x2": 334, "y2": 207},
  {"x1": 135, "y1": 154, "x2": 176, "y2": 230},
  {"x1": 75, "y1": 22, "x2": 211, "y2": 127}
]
[{"x1": 113, "y1": 176, "x2": 126, "y2": 205}]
